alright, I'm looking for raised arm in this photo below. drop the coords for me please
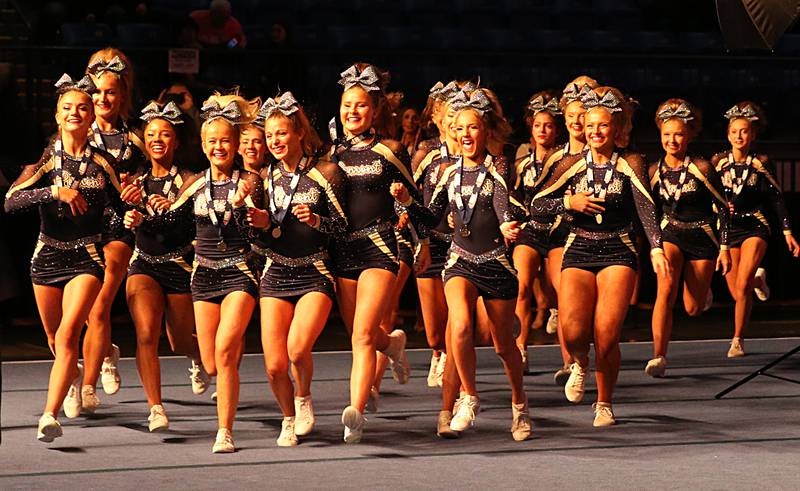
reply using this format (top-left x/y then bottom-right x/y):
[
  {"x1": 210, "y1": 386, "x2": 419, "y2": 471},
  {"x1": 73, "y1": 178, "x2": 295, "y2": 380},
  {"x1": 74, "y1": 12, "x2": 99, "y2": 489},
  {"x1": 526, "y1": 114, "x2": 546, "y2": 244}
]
[{"x1": 4, "y1": 146, "x2": 57, "y2": 213}]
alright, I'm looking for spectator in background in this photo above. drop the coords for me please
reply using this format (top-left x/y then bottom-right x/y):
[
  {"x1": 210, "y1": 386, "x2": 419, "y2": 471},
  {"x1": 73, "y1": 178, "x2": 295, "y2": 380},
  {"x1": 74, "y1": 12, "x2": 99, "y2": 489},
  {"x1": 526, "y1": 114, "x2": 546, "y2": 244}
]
[
  {"x1": 158, "y1": 81, "x2": 204, "y2": 170},
  {"x1": 190, "y1": 0, "x2": 247, "y2": 49},
  {"x1": 398, "y1": 106, "x2": 421, "y2": 155}
]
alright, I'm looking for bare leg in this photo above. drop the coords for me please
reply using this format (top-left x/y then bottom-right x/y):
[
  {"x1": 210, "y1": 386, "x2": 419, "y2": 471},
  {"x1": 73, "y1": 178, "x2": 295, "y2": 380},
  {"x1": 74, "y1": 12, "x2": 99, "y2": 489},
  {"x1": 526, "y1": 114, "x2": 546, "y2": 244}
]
[
  {"x1": 484, "y1": 298, "x2": 526, "y2": 404},
  {"x1": 127, "y1": 274, "x2": 166, "y2": 407},
  {"x1": 651, "y1": 243, "x2": 684, "y2": 358},
  {"x1": 374, "y1": 262, "x2": 411, "y2": 392},
  {"x1": 559, "y1": 268, "x2": 598, "y2": 368},
  {"x1": 261, "y1": 298, "x2": 295, "y2": 416},
  {"x1": 444, "y1": 277, "x2": 479, "y2": 396},
  {"x1": 512, "y1": 245, "x2": 542, "y2": 353},
  {"x1": 594, "y1": 266, "x2": 636, "y2": 404},
  {"x1": 725, "y1": 238, "x2": 767, "y2": 339},
  {"x1": 288, "y1": 293, "x2": 332, "y2": 397}
]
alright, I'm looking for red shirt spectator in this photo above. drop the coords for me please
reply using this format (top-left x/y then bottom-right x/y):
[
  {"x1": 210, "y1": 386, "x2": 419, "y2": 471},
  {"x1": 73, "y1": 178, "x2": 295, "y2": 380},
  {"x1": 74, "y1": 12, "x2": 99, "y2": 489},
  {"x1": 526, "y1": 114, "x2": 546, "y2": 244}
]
[{"x1": 190, "y1": 0, "x2": 247, "y2": 48}]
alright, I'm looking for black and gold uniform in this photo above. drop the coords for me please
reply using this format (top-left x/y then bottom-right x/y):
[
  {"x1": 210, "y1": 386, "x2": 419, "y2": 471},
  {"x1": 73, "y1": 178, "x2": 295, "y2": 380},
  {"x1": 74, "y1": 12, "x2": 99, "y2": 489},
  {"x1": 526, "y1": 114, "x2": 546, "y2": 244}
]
[
  {"x1": 259, "y1": 158, "x2": 348, "y2": 301},
  {"x1": 713, "y1": 152, "x2": 792, "y2": 247},
  {"x1": 4, "y1": 139, "x2": 123, "y2": 286},
  {"x1": 532, "y1": 149, "x2": 663, "y2": 272},
  {"x1": 405, "y1": 154, "x2": 522, "y2": 300},
  {"x1": 330, "y1": 135, "x2": 423, "y2": 279},
  {"x1": 161, "y1": 167, "x2": 264, "y2": 302},
  {"x1": 649, "y1": 156, "x2": 729, "y2": 260},
  {"x1": 412, "y1": 139, "x2": 454, "y2": 279},
  {"x1": 127, "y1": 165, "x2": 195, "y2": 293}
]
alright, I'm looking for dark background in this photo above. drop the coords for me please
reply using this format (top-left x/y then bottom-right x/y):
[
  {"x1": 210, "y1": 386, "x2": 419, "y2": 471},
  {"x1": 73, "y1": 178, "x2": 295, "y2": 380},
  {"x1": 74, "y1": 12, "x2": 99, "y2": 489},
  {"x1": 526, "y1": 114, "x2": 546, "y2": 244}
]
[{"x1": 2, "y1": 0, "x2": 800, "y2": 358}]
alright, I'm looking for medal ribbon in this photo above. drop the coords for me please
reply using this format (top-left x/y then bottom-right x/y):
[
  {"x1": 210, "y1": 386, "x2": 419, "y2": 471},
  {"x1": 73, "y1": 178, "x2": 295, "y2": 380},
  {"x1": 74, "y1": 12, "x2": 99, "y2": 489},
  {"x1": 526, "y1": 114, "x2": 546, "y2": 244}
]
[
  {"x1": 585, "y1": 150, "x2": 618, "y2": 201},
  {"x1": 269, "y1": 157, "x2": 306, "y2": 227},
  {"x1": 141, "y1": 165, "x2": 178, "y2": 215},
  {"x1": 727, "y1": 153, "x2": 752, "y2": 200},
  {"x1": 659, "y1": 156, "x2": 690, "y2": 207},
  {"x1": 204, "y1": 168, "x2": 239, "y2": 240},
  {"x1": 91, "y1": 121, "x2": 129, "y2": 159},
  {"x1": 453, "y1": 154, "x2": 492, "y2": 229}
]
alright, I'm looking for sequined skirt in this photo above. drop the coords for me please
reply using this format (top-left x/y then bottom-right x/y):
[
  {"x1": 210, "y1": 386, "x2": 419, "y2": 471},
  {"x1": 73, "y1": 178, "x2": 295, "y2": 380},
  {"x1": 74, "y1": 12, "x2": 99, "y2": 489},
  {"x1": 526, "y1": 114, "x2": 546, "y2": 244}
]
[
  {"x1": 331, "y1": 223, "x2": 399, "y2": 280},
  {"x1": 260, "y1": 250, "x2": 335, "y2": 301},
  {"x1": 128, "y1": 246, "x2": 194, "y2": 294},
  {"x1": 562, "y1": 227, "x2": 639, "y2": 272},
  {"x1": 396, "y1": 228, "x2": 415, "y2": 267},
  {"x1": 30, "y1": 234, "x2": 105, "y2": 286},
  {"x1": 102, "y1": 207, "x2": 135, "y2": 248},
  {"x1": 442, "y1": 245, "x2": 517, "y2": 300},
  {"x1": 661, "y1": 217, "x2": 719, "y2": 261},
  {"x1": 548, "y1": 218, "x2": 570, "y2": 250},
  {"x1": 417, "y1": 236, "x2": 451, "y2": 279},
  {"x1": 516, "y1": 221, "x2": 550, "y2": 257},
  {"x1": 729, "y1": 212, "x2": 771, "y2": 247},
  {"x1": 190, "y1": 254, "x2": 260, "y2": 302}
]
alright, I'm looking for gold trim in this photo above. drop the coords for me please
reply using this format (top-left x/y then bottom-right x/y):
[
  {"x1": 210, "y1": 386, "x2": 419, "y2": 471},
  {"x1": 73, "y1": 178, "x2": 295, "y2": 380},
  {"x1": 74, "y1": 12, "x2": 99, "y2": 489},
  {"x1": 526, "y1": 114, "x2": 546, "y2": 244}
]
[
  {"x1": 688, "y1": 163, "x2": 727, "y2": 204},
  {"x1": 308, "y1": 167, "x2": 347, "y2": 220},
  {"x1": 32, "y1": 240, "x2": 45, "y2": 261},
  {"x1": 616, "y1": 156, "x2": 654, "y2": 205},
  {"x1": 751, "y1": 158, "x2": 782, "y2": 191},
  {"x1": 533, "y1": 158, "x2": 586, "y2": 201},
  {"x1": 85, "y1": 243, "x2": 105, "y2": 268},
  {"x1": 496, "y1": 254, "x2": 518, "y2": 277},
  {"x1": 313, "y1": 259, "x2": 334, "y2": 285},
  {"x1": 373, "y1": 142, "x2": 415, "y2": 185},
  {"x1": 170, "y1": 175, "x2": 205, "y2": 211},
  {"x1": 563, "y1": 232, "x2": 576, "y2": 254},
  {"x1": 413, "y1": 148, "x2": 440, "y2": 183},
  {"x1": 701, "y1": 223, "x2": 719, "y2": 247},
  {"x1": 173, "y1": 257, "x2": 193, "y2": 273},
  {"x1": 620, "y1": 232, "x2": 637, "y2": 254},
  {"x1": 370, "y1": 230, "x2": 397, "y2": 260},
  {"x1": 236, "y1": 261, "x2": 257, "y2": 285},
  {"x1": 6, "y1": 157, "x2": 56, "y2": 197}
]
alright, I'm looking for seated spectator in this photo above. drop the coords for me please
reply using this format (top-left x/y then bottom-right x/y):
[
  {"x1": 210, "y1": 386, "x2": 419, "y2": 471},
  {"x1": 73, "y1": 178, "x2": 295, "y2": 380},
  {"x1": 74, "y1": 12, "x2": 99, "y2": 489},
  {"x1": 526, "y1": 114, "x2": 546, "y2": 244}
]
[{"x1": 190, "y1": 0, "x2": 246, "y2": 49}]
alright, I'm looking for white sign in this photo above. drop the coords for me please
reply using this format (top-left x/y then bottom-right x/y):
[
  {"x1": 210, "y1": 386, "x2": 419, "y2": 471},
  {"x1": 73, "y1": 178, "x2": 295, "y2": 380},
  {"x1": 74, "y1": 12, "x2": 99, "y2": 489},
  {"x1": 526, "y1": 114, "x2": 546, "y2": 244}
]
[{"x1": 168, "y1": 48, "x2": 199, "y2": 75}]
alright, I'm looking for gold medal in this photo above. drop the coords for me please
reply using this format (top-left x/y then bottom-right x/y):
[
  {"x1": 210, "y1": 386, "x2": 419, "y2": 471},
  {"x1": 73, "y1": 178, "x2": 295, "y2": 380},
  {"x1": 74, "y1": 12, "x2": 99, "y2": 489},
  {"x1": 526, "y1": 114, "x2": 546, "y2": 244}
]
[{"x1": 595, "y1": 214, "x2": 603, "y2": 225}]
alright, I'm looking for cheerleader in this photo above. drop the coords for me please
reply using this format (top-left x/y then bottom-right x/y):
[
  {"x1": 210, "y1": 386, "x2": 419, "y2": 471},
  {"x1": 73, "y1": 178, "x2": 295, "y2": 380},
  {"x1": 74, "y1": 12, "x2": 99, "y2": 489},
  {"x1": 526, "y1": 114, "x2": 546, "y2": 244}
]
[
  {"x1": 512, "y1": 90, "x2": 562, "y2": 373},
  {"x1": 149, "y1": 92, "x2": 264, "y2": 452},
  {"x1": 713, "y1": 102, "x2": 799, "y2": 357},
  {"x1": 255, "y1": 92, "x2": 348, "y2": 446},
  {"x1": 238, "y1": 110, "x2": 269, "y2": 174},
  {"x1": 393, "y1": 87, "x2": 532, "y2": 441},
  {"x1": 532, "y1": 87, "x2": 670, "y2": 426},
  {"x1": 647, "y1": 99, "x2": 731, "y2": 376},
  {"x1": 122, "y1": 101, "x2": 209, "y2": 431},
  {"x1": 81, "y1": 48, "x2": 146, "y2": 410},
  {"x1": 4, "y1": 75, "x2": 134, "y2": 441},
  {"x1": 329, "y1": 63, "x2": 418, "y2": 443}
]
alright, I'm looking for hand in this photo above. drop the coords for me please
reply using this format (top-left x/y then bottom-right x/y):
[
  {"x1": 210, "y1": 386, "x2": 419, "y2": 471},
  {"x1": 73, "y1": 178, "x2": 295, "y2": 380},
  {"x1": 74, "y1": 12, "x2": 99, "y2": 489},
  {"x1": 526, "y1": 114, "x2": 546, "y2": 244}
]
[
  {"x1": 396, "y1": 212, "x2": 409, "y2": 231},
  {"x1": 292, "y1": 204, "x2": 317, "y2": 226},
  {"x1": 120, "y1": 175, "x2": 143, "y2": 205},
  {"x1": 56, "y1": 187, "x2": 88, "y2": 215},
  {"x1": 247, "y1": 207, "x2": 270, "y2": 228},
  {"x1": 651, "y1": 251, "x2": 671, "y2": 278},
  {"x1": 124, "y1": 209, "x2": 143, "y2": 229},
  {"x1": 786, "y1": 233, "x2": 800, "y2": 257},
  {"x1": 414, "y1": 242, "x2": 431, "y2": 275},
  {"x1": 148, "y1": 195, "x2": 172, "y2": 212},
  {"x1": 447, "y1": 212, "x2": 455, "y2": 229},
  {"x1": 232, "y1": 180, "x2": 252, "y2": 208},
  {"x1": 716, "y1": 249, "x2": 732, "y2": 275},
  {"x1": 568, "y1": 191, "x2": 605, "y2": 216},
  {"x1": 500, "y1": 221, "x2": 520, "y2": 242},
  {"x1": 390, "y1": 182, "x2": 410, "y2": 204}
]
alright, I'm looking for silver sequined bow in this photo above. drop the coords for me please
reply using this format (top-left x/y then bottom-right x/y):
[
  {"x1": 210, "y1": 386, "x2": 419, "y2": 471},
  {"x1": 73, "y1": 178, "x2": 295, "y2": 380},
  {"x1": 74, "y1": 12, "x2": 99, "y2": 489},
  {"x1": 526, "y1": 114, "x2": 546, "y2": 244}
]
[
  {"x1": 140, "y1": 101, "x2": 184, "y2": 125},
  {"x1": 724, "y1": 104, "x2": 759, "y2": 121},
  {"x1": 256, "y1": 91, "x2": 300, "y2": 126},
  {"x1": 438, "y1": 81, "x2": 461, "y2": 102},
  {"x1": 87, "y1": 55, "x2": 127, "y2": 76},
  {"x1": 562, "y1": 83, "x2": 592, "y2": 103},
  {"x1": 657, "y1": 102, "x2": 694, "y2": 123},
  {"x1": 200, "y1": 100, "x2": 244, "y2": 124},
  {"x1": 54, "y1": 73, "x2": 97, "y2": 95},
  {"x1": 448, "y1": 89, "x2": 492, "y2": 116},
  {"x1": 581, "y1": 90, "x2": 623, "y2": 113},
  {"x1": 338, "y1": 65, "x2": 381, "y2": 92},
  {"x1": 528, "y1": 95, "x2": 562, "y2": 116}
]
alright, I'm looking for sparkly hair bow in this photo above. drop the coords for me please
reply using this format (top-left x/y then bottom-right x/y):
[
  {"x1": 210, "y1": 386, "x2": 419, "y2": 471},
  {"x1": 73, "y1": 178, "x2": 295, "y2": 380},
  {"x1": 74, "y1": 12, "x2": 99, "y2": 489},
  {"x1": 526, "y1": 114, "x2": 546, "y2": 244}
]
[
  {"x1": 140, "y1": 101, "x2": 184, "y2": 125},
  {"x1": 724, "y1": 104, "x2": 759, "y2": 121},
  {"x1": 87, "y1": 55, "x2": 127, "y2": 76},
  {"x1": 255, "y1": 92, "x2": 300, "y2": 126},
  {"x1": 338, "y1": 65, "x2": 381, "y2": 92},
  {"x1": 200, "y1": 100, "x2": 244, "y2": 124},
  {"x1": 657, "y1": 102, "x2": 694, "y2": 123},
  {"x1": 528, "y1": 95, "x2": 562, "y2": 116},
  {"x1": 448, "y1": 89, "x2": 492, "y2": 116},
  {"x1": 437, "y1": 81, "x2": 461, "y2": 102},
  {"x1": 562, "y1": 83, "x2": 591, "y2": 103},
  {"x1": 581, "y1": 90, "x2": 623, "y2": 113},
  {"x1": 54, "y1": 73, "x2": 97, "y2": 95},
  {"x1": 429, "y1": 81, "x2": 445, "y2": 98}
]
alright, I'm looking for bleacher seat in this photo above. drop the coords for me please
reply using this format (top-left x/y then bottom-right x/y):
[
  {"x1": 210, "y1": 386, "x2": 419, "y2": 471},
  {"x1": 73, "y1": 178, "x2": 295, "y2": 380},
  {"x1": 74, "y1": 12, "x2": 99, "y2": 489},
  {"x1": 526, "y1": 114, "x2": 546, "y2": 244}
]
[
  {"x1": 115, "y1": 23, "x2": 171, "y2": 47},
  {"x1": 681, "y1": 32, "x2": 724, "y2": 54},
  {"x1": 61, "y1": 23, "x2": 112, "y2": 46}
]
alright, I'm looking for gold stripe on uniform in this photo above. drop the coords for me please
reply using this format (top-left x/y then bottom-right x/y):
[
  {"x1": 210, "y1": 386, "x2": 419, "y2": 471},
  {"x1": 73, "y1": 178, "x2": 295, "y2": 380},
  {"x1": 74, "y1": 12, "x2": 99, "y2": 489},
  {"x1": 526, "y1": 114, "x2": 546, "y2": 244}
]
[
  {"x1": 129, "y1": 249, "x2": 139, "y2": 266},
  {"x1": 262, "y1": 257, "x2": 273, "y2": 280},
  {"x1": 313, "y1": 259, "x2": 334, "y2": 285},
  {"x1": 688, "y1": 163, "x2": 727, "y2": 204},
  {"x1": 6, "y1": 157, "x2": 56, "y2": 197},
  {"x1": 308, "y1": 167, "x2": 347, "y2": 220},
  {"x1": 620, "y1": 232, "x2": 637, "y2": 255},
  {"x1": 236, "y1": 261, "x2": 258, "y2": 285},
  {"x1": 701, "y1": 224, "x2": 719, "y2": 247},
  {"x1": 413, "y1": 149, "x2": 440, "y2": 183},
  {"x1": 369, "y1": 230, "x2": 397, "y2": 260},
  {"x1": 85, "y1": 243, "x2": 105, "y2": 268},
  {"x1": 533, "y1": 159, "x2": 586, "y2": 201},
  {"x1": 170, "y1": 176, "x2": 205, "y2": 210},
  {"x1": 617, "y1": 156, "x2": 655, "y2": 205},
  {"x1": 32, "y1": 240, "x2": 45, "y2": 261},
  {"x1": 563, "y1": 232, "x2": 577, "y2": 254},
  {"x1": 174, "y1": 257, "x2": 193, "y2": 273},
  {"x1": 373, "y1": 142, "x2": 415, "y2": 185},
  {"x1": 496, "y1": 254, "x2": 518, "y2": 277}
]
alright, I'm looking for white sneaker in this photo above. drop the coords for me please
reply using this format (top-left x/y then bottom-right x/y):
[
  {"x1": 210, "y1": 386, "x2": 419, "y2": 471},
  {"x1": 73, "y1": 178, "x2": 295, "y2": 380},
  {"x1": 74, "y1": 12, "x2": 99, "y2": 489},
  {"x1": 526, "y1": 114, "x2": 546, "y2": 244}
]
[
  {"x1": 211, "y1": 391, "x2": 218, "y2": 401},
  {"x1": 728, "y1": 337, "x2": 745, "y2": 358},
  {"x1": 754, "y1": 268, "x2": 770, "y2": 301},
  {"x1": 453, "y1": 391, "x2": 466, "y2": 416},
  {"x1": 546, "y1": 308, "x2": 559, "y2": 334},
  {"x1": 212, "y1": 428, "x2": 235, "y2": 453},
  {"x1": 644, "y1": 356, "x2": 667, "y2": 378},
  {"x1": 435, "y1": 352, "x2": 446, "y2": 387},
  {"x1": 342, "y1": 406, "x2": 366, "y2": 444},
  {"x1": 436, "y1": 410, "x2": 460, "y2": 438},
  {"x1": 384, "y1": 329, "x2": 410, "y2": 384},
  {"x1": 703, "y1": 288, "x2": 714, "y2": 312},
  {"x1": 511, "y1": 401, "x2": 532, "y2": 441},
  {"x1": 294, "y1": 395, "x2": 315, "y2": 436},
  {"x1": 565, "y1": 362, "x2": 587, "y2": 403},
  {"x1": 37, "y1": 412, "x2": 63, "y2": 443},
  {"x1": 101, "y1": 344, "x2": 121, "y2": 395},
  {"x1": 592, "y1": 402, "x2": 616, "y2": 427},
  {"x1": 81, "y1": 385, "x2": 99, "y2": 413},
  {"x1": 427, "y1": 353, "x2": 440, "y2": 388},
  {"x1": 449, "y1": 394, "x2": 479, "y2": 432},
  {"x1": 365, "y1": 386, "x2": 379, "y2": 413},
  {"x1": 519, "y1": 345, "x2": 530, "y2": 375},
  {"x1": 148, "y1": 404, "x2": 169, "y2": 432},
  {"x1": 189, "y1": 360, "x2": 211, "y2": 395},
  {"x1": 63, "y1": 364, "x2": 83, "y2": 418},
  {"x1": 277, "y1": 417, "x2": 298, "y2": 447},
  {"x1": 554, "y1": 365, "x2": 571, "y2": 386}
]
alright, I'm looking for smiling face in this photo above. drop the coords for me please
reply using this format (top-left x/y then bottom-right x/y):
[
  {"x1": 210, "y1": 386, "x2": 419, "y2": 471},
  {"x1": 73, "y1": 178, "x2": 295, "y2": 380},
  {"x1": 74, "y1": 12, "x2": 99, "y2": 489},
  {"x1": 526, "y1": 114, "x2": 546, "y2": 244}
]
[
  {"x1": 454, "y1": 109, "x2": 487, "y2": 160},
  {"x1": 56, "y1": 90, "x2": 94, "y2": 134},
  {"x1": 92, "y1": 72, "x2": 123, "y2": 123},
  {"x1": 443, "y1": 104, "x2": 459, "y2": 142},
  {"x1": 238, "y1": 126, "x2": 267, "y2": 167},
  {"x1": 727, "y1": 118, "x2": 755, "y2": 152},
  {"x1": 563, "y1": 100, "x2": 586, "y2": 142},
  {"x1": 532, "y1": 111, "x2": 557, "y2": 148},
  {"x1": 401, "y1": 108, "x2": 420, "y2": 134},
  {"x1": 201, "y1": 119, "x2": 238, "y2": 169},
  {"x1": 340, "y1": 86, "x2": 376, "y2": 136},
  {"x1": 144, "y1": 118, "x2": 177, "y2": 163},
  {"x1": 584, "y1": 108, "x2": 616, "y2": 153},
  {"x1": 660, "y1": 118, "x2": 689, "y2": 159},
  {"x1": 264, "y1": 116, "x2": 304, "y2": 164}
]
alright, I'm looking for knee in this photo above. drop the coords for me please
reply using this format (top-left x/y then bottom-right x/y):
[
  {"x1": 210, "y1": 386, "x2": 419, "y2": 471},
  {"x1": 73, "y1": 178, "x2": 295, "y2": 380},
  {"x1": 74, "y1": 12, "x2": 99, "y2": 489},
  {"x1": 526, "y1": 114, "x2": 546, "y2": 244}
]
[
  {"x1": 266, "y1": 358, "x2": 289, "y2": 381},
  {"x1": 287, "y1": 345, "x2": 309, "y2": 366},
  {"x1": 685, "y1": 301, "x2": 703, "y2": 317},
  {"x1": 594, "y1": 338, "x2": 620, "y2": 362},
  {"x1": 55, "y1": 329, "x2": 81, "y2": 353},
  {"x1": 136, "y1": 327, "x2": 161, "y2": 348},
  {"x1": 449, "y1": 321, "x2": 472, "y2": 345},
  {"x1": 425, "y1": 329, "x2": 444, "y2": 351},
  {"x1": 517, "y1": 282, "x2": 533, "y2": 303},
  {"x1": 494, "y1": 340, "x2": 516, "y2": 359},
  {"x1": 215, "y1": 342, "x2": 241, "y2": 369},
  {"x1": 351, "y1": 327, "x2": 378, "y2": 349},
  {"x1": 733, "y1": 279, "x2": 752, "y2": 301}
]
